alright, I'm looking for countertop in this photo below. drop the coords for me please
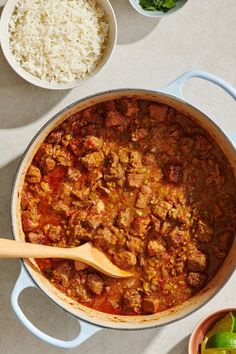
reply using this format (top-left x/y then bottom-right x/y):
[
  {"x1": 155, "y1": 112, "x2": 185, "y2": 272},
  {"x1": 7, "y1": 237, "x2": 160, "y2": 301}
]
[{"x1": 0, "y1": 0, "x2": 236, "y2": 353}]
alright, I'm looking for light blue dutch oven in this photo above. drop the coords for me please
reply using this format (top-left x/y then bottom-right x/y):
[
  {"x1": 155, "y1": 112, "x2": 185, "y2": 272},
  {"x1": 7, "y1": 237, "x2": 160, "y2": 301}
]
[{"x1": 10, "y1": 71, "x2": 236, "y2": 348}]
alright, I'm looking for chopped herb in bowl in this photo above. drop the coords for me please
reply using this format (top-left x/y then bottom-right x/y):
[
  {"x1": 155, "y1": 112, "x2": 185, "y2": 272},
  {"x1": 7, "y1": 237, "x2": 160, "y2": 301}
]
[{"x1": 139, "y1": 0, "x2": 180, "y2": 13}]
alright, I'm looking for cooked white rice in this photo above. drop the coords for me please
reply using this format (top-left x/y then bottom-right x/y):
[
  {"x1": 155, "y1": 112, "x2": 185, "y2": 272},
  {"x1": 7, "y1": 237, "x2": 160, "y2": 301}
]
[{"x1": 9, "y1": 0, "x2": 109, "y2": 83}]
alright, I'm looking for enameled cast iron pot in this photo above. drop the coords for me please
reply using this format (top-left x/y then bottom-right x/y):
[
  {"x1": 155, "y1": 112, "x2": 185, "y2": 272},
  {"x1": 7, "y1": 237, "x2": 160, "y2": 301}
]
[{"x1": 10, "y1": 71, "x2": 236, "y2": 348}]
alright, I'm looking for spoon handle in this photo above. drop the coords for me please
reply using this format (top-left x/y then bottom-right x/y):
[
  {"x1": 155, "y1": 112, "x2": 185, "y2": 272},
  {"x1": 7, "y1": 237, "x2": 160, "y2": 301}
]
[
  {"x1": 0, "y1": 238, "x2": 70, "y2": 259},
  {"x1": 0, "y1": 238, "x2": 133, "y2": 278}
]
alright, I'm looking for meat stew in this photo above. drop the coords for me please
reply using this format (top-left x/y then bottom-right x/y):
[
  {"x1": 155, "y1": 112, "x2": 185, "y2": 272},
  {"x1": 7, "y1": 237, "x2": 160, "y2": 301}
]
[{"x1": 21, "y1": 98, "x2": 236, "y2": 315}]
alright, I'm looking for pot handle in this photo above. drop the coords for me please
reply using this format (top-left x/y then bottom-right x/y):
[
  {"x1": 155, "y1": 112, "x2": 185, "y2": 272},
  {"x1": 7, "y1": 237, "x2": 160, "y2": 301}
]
[
  {"x1": 11, "y1": 266, "x2": 101, "y2": 349},
  {"x1": 160, "y1": 70, "x2": 236, "y2": 100}
]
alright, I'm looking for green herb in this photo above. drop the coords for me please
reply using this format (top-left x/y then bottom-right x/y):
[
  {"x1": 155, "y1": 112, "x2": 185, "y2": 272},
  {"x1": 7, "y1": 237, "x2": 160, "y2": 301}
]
[{"x1": 139, "y1": 0, "x2": 179, "y2": 13}]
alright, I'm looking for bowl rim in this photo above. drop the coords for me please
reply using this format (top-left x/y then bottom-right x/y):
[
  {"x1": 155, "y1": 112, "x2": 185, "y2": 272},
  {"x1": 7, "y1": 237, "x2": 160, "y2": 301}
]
[
  {"x1": 0, "y1": 0, "x2": 117, "y2": 90},
  {"x1": 128, "y1": 0, "x2": 189, "y2": 18}
]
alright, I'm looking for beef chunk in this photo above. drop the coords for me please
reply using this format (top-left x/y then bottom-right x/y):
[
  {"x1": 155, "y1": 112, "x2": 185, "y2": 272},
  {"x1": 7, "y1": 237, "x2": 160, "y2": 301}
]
[
  {"x1": 166, "y1": 227, "x2": 189, "y2": 248},
  {"x1": 96, "y1": 183, "x2": 111, "y2": 196},
  {"x1": 116, "y1": 209, "x2": 132, "y2": 229},
  {"x1": 195, "y1": 220, "x2": 213, "y2": 243},
  {"x1": 26, "y1": 165, "x2": 42, "y2": 184},
  {"x1": 21, "y1": 190, "x2": 35, "y2": 210},
  {"x1": 86, "y1": 213, "x2": 101, "y2": 229},
  {"x1": 123, "y1": 289, "x2": 141, "y2": 312},
  {"x1": 73, "y1": 223, "x2": 92, "y2": 241},
  {"x1": 22, "y1": 208, "x2": 39, "y2": 232},
  {"x1": 27, "y1": 232, "x2": 47, "y2": 244},
  {"x1": 127, "y1": 237, "x2": 145, "y2": 254},
  {"x1": 160, "y1": 220, "x2": 173, "y2": 237},
  {"x1": 187, "y1": 272, "x2": 207, "y2": 289},
  {"x1": 150, "y1": 216, "x2": 161, "y2": 234},
  {"x1": 206, "y1": 160, "x2": 225, "y2": 187},
  {"x1": 118, "y1": 148, "x2": 129, "y2": 164},
  {"x1": 152, "y1": 201, "x2": 172, "y2": 220},
  {"x1": 69, "y1": 272, "x2": 81, "y2": 288},
  {"x1": 82, "y1": 107, "x2": 102, "y2": 124},
  {"x1": 217, "y1": 231, "x2": 233, "y2": 251},
  {"x1": 45, "y1": 225, "x2": 62, "y2": 242},
  {"x1": 68, "y1": 138, "x2": 81, "y2": 155},
  {"x1": 127, "y1": 173, "x2": 144, "y2": 188},
  {"x1": 101, "y1": 100, "x2": 117, "y2": 111},
  {"x1": 149, "y1": 103, "x2": 168, "y2": 121},
  {"x1": 106, "y1": 152, "x2": 119, "y2": 166},
  {"x1": 213, "y1": 231, "x2": 233, "y2": 259},
  {"x1": 89, "y1": 169, "x2": 103, "y2": 189},
  {"x1": 53, "y1": 262, "x2": 72, "y2": 287},
  {"x1": 105, "y1": 111, "x2": 127, "y2": 132},
  {"x1": 143, "y1": 153, "x2": 156, "y2": 166},
  {"x1": 120, "y1": 98, "x2": 139, "y2": 117},
  {"x1": 142, "y1": 297, "x2": 159, "y2": 314},
  {"x1": 70, "y1": 186, "x2": 89, "y2": 201},
  {"x1": 194, "y1": 134, "x2": 212, "y2": 151},
  {"x1": 130, "y1": 216, "x2": 151, "y2": 237},
  {"x1": 92, "y1": 198, "x2": 105, "y2": 214},
  {"x1": 54, "y1": 145, "x2": 72, "y2": 167},
  {"x1": 76, "y1": 285, "x2": 91, "y2": 303},
  {"x1": 181, "y1": 137, "x2": 195, "y2": 155},
  {"x1": 74, "y1": 261, "x2": 88, "y2": 271},
  {"x1": 81, "y1": 151, "x2": 104, "y2": 170},
  {"x1": 163, "y1": 164, "x2": 183, "y2": 184},
  {"x1": 108, "y1": 297, "x2": 120, "y2": 310},
  {"x1": 93, "y1": 228, "x2": 117, "y2": 250},
  {"x1": 132, "y1": 128, "x2": 148, "y2": 142},
  {"x1": 169, "y1": 205, "x2": 191, "y2": 225},
  {"x1": 104, "y1": 152, "x2": 125, "y2": 182},
  {"x1": 41, "y1": 156, "x2": 56, "y2": 173},
  {"x1": 87, "y1": 274, "x2": 104, "y2": 295},
  {"x1": 113, "y1": 251, "x2": 137, "y2": 269},
  {"x1": 147, "y1": 240, "x2": 166, "y2": 257},
  {"x1": 129, "y1": 151, "x2": 142, "y2": 169},
  {"x1": 67, "y1": 167, "x2": 81, "y2": 182},
  {"x1": 83, "y1": 136, "x2": 103, "y2": 151},
  {"x1": 53, "y1": 201, "x2": 70, "y2": 216},
  {"x1": 187, "y1": 249, "x2": 207, "y2": 272},
  {"x1": 46, "y1": 129, "x2": 63, "y2": 144},
  {"x1": 135, "y1": 185, "x2": 152, "y2": 209},
  {"x1": 125, "y1": 277, "x2": 142, "y2": 289},
  {"x1": 212, "y1": 203, "x2": 223, "y2": 218},
  {"x1": 80, "y1": 123, "x2": 99, "y2": 137}
]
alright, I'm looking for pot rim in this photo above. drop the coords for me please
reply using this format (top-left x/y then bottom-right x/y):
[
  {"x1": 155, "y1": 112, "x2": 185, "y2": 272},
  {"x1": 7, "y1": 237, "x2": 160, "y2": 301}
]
[{"x1": 10, "y1": 87, "x2": 236, "y2": 331}]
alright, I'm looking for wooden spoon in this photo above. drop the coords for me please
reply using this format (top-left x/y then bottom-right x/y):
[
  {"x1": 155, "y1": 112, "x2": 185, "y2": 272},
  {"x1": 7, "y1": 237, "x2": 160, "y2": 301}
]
[{"x1": 0, "y1": 238, "x2": 132, "y2": 278}]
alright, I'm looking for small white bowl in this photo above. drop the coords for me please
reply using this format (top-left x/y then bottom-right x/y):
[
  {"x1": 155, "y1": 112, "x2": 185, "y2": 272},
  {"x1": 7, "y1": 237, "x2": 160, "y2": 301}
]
[
  {"x1": 128, "y1": 0, "x2": 188, "y2": 17},
  {"x1": 0, "y1": 0, "x2": 117, "y2": 90}
]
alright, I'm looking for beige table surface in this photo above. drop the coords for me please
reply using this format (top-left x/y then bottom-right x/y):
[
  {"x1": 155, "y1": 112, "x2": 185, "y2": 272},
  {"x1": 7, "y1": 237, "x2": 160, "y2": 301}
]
[{"x1": 0, "y1": 0, "x2": 236, "y2": 353}]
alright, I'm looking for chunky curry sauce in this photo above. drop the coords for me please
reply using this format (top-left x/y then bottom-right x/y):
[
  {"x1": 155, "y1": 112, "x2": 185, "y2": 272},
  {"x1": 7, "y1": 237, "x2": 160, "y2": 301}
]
[{"x1": 21, "y1": 98, "x2": 236, "y2": 315}]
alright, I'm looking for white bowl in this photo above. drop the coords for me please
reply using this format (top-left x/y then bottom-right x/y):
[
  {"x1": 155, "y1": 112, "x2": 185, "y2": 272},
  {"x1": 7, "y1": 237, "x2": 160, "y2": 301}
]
[
  {"x1": 128, "y1": 0, "x2": 188, "y2": 17},
  {"x1": 0, "y1": 0, "x2": 117, "y2": 90}
]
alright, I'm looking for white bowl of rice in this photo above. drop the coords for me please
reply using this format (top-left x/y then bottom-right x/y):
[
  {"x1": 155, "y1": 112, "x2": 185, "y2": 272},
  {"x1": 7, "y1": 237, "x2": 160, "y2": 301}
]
[{"x1": 0, "y1": 0, "x2": 117, "y2": 89}]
